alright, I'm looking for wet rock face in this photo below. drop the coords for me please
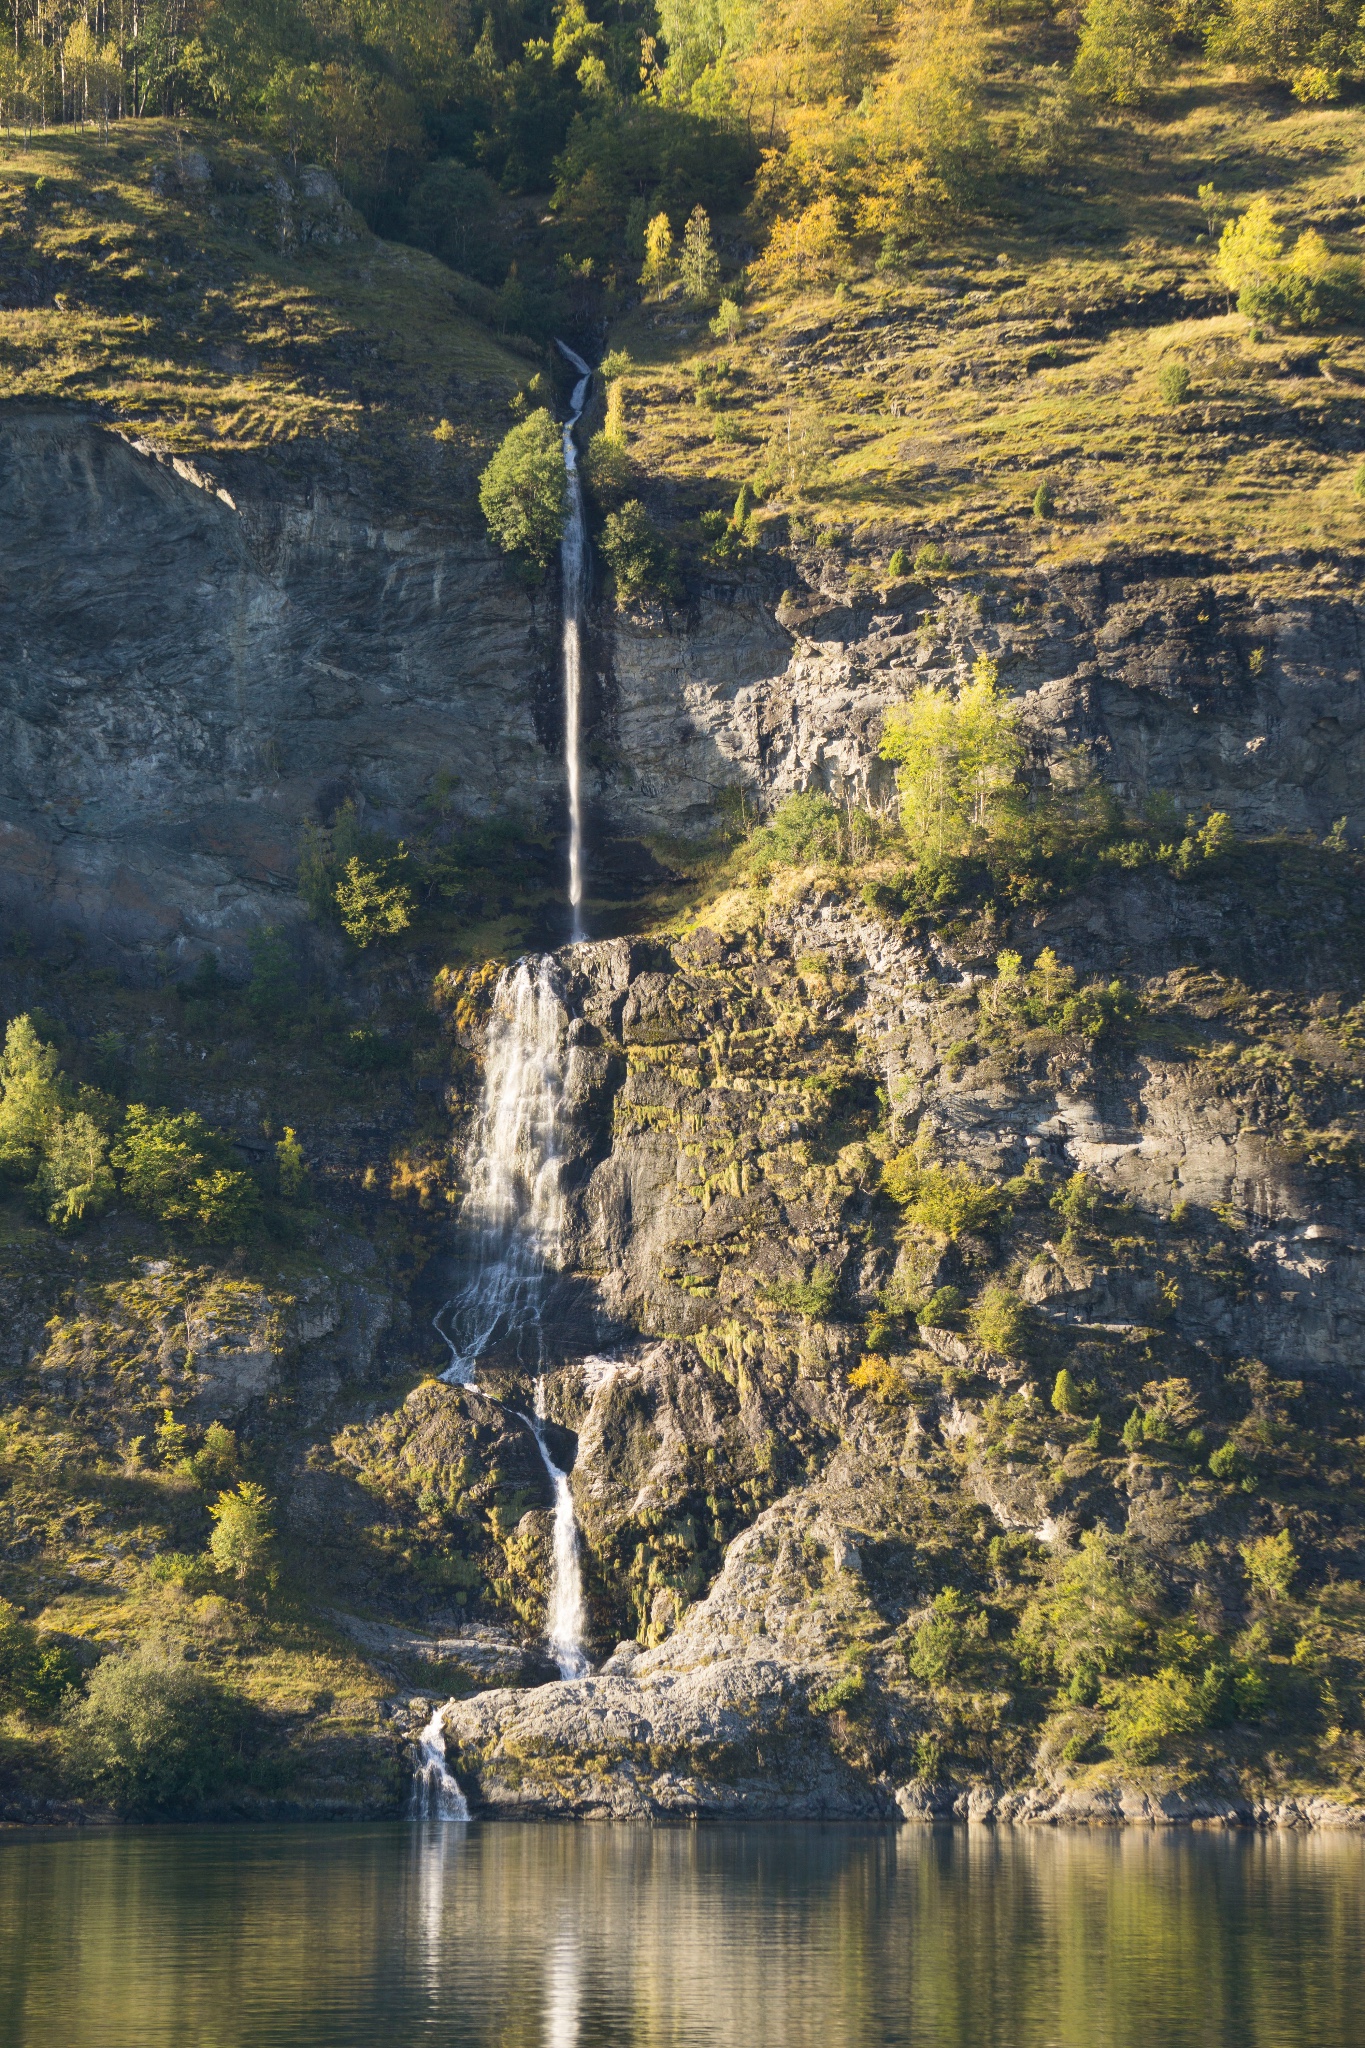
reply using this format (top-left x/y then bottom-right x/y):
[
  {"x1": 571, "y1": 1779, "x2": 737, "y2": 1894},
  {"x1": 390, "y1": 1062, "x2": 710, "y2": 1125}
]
[{"x1": 0, "y1": 407, "x2": 558, "y2": 957}]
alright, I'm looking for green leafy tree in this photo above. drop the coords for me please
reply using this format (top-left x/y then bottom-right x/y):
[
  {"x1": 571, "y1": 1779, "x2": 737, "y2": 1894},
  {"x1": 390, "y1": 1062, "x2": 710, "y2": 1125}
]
[
  {"x1": 1215, "y1": 197, "x2": 1284, "y2": 305},
  {"x1": 275, "y1": 1125, "x2": 307, "y2": 1198},
  {"x1": 0, "y1": 1600, "x2": 77, "y2": 1716},
  {"x1": 209, "y1": 1481, "x2": 276, "y2": 1585},
  {"x1": 112, "y1": 1107, "x2": 259, "y2": 1243},
  {"x1": 1241, "y1": 1529, "x2": 1297, "y2": 1602},
  {"x1": 1020, "y1": 1527, "x2": 1157, "y2": 1684},
  {"x1": 1207, "y1": 0, "x2": 1361, "y2": 94},
  {"x1": 1073, "y1": 0, "x2": 1172, "y2": 104},
  {"x1": 1052, "y1": 1368, "x2": 1085, "y2": 1416},
  {"x1": 63, "y1": 1642, "x2": 246, "y2": 1816},
  {"x1": 907, "y1": 1587, "x2": 988, "y2": 1685},
  {"x1": 970, "y1": 1282, "x2": 1033, "y2": 1356},
  {"x1": 600, "y1": 499, "x2": 680, "y2": 606},
  {"x1": 880, "y1": 659, "x2": 1023, "y2": 857},
  {"x1": 478, "y1": 410, "x2": 567, "y2": 573},
  {"x1": 333, "y1": 856, "x2": 413, "y2": 947},
  {"x1": 0, "y1": 1015, "x2": 115, "y2": 1227}
]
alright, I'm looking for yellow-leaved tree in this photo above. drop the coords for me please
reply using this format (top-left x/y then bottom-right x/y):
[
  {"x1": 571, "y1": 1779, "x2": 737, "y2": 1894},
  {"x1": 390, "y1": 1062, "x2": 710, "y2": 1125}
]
[{"x1": 879, "y1": 657, "x2": 1023, "y2": 857}]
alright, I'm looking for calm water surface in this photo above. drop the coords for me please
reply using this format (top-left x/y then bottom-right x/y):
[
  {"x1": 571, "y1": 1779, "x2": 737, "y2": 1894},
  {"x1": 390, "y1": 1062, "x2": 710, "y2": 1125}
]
[{"x1": 1, "y1": 1820, "x2": 1362, "y2": 2048}]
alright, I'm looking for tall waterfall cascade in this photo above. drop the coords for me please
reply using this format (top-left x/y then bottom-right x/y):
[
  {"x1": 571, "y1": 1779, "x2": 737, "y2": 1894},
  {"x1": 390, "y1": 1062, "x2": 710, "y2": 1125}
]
[
  {"x1": 418, "y1": 958, "x2": 592, "y2": 1816},
  {"x1": 435, "y1": 956, "x2": 573, "y2": 1384},
  {"x1": 555, "y1": 340, "x2": 592, "y2": 941}
]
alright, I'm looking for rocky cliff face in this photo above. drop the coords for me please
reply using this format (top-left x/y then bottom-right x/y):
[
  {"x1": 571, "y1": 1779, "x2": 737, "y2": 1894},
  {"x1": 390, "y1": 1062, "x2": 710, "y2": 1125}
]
[
  {"x1": 599, "y1": 558, "x2": 1365, "y2": 844},
  {"x1": 0, "y1": 406, "x2": 558, "y2": 958},
  {"x1": 6, "y1": 399, "x2": 1363, "y2": 967}
]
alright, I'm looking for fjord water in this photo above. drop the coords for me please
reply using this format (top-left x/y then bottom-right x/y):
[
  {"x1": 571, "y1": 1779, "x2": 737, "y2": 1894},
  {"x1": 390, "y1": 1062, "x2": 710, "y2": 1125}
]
[{"x1": 2, "y1": 1824, "x2": 1363, "y2": 2048}]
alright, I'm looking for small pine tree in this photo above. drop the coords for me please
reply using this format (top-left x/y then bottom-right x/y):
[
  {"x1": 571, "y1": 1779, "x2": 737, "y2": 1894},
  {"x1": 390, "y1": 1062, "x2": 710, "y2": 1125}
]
[
  {"x1": 1122, "y1": 1408, "x2": 1145, "y2": 1452},
  {"x1": 1158, "y1": 360, "x2": 1190, "y2": 407},
  {"x1": 1052, "y1": 1368, "x2": 1083, "y2": 1416},
  {"x1": 888, "y1": 546, "x2": 909, "y2": 576},
  {"x1": 1033, "y1": 479, "x2": 1055, "y2": 518},
  {"x1": 733, "y1": 482, "x2": 755, "y2": 528},
  {"x1": 680, "y1": 205, "x2": 720, "y2": 303}
]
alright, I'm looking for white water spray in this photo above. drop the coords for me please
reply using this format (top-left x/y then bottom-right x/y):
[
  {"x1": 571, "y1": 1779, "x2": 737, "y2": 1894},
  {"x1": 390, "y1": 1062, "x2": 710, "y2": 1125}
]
[
  {"x1": 556, "y1": 339, "x2": 592, "y2": 940},
  {"x1": 521, "y1": 1376, "x2": 589, "y2": 1681},
  {"x1": 410, "y1": 1704, "x2": 469, "y2": 1821},
  {"x1": 435, "y1": 957, "x2": 572, "y2": 1382}
]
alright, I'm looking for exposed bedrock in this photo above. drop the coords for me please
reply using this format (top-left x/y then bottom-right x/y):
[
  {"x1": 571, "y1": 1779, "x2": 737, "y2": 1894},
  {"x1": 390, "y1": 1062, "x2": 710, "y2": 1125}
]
[
  {"x1": 3, "y1": 405, "x2": 1363, "y2": 955},
  {"x1": 0, "y1": 405, "x2": 559, "y2": 956}
]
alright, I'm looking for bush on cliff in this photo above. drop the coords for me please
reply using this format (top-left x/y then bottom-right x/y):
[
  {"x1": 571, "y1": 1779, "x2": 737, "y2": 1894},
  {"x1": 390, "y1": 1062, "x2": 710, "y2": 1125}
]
[{"x1": 478, "y1": 410, "x2": 566, "y2": 576}]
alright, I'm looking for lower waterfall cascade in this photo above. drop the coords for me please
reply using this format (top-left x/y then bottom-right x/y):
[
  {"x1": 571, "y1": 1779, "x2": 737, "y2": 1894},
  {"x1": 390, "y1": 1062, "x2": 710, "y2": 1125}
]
[
  {"x1": 524, "y1": 1376, "x2": 590, "y2": 1680},
  {"x1": 410, "y1": 1704, "x2": 469, "y2": 1821},
  {"x1": 418, "y1": 955, "x2": 592, "y2": 1816}
]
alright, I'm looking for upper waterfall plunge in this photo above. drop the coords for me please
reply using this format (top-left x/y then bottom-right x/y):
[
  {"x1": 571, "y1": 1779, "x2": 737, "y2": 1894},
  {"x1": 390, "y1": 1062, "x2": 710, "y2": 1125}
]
[
  {"x1": 434, "y1": 956, "x2": 574, "y2": 1383},
  {"x1": 556, "y1": 340, "x2": 592, "y2": 941}
]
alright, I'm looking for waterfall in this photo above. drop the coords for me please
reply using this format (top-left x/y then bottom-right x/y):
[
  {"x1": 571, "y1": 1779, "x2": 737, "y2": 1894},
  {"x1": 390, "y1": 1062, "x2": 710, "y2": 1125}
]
[
  {"x1": 555, "y1": 339, "x2": 592, "y2": 941},
  {"x1": 435, "y1": 956, "x2": 571, "y2": 1383},
  {"x1": 410, "y1": 1704, "x2": 469, "y2": 1821},
  {"x1": 416, "y1": 962, "x2": 592, "y2": 1815},
  {"x1": 521, "y1": 1376, "x2": 590, "y2": 1681}
]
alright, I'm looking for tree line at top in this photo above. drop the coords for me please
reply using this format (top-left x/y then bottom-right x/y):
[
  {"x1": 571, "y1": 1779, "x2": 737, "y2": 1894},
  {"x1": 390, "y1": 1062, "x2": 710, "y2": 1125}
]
[{"x1": 2, "y1": 0, "x2": 1359, "y2": 301}]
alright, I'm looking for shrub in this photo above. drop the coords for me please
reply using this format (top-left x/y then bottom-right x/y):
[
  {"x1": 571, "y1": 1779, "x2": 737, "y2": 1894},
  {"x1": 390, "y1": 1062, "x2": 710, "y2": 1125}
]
[
  {"x1": 598, "y1": 348, "x2": 631, "y2": 380},
  {"x1": 710, "y1": 298, "x2": 742, "y2": 339},
  {"x1": 907, "y1": 1588, "x2": 988, "y2": 1685},
  {"x1": 764, "y1": 1268, "x2": 840, "y2": 1321},
  {"x1": 112, "y1": 1107, "x2": 260, "y2": 1243},
  {"x1": 1032, "y1": 479, "x2": 1055, "y2": 518},
  {"x1": 917, "y1": 1284, "x2": 964, "y2": 1327},
  {"x1": 478, "y1": 410, "x2": 566, "y2": 573},
  {"x1": 1158, "y1": 360, "x2": 1190, "y2": 406},
  {"x1": 888, "y1": 546, "x2": 909, "y2": 576},
  {"x1": 1241, "y1": 1529, "x2": 1297, "y2": 1602},
  {"x1": 1104, "y1": 1666, "x2": 1204, "y2": 1764},
  {"x1": 599, "y1": 499, "x2": 680, "y2": 606},
  {"x1": 1209, "y1": 1439, "x2": 1246, "y2": 1482},
  {"x1": 63, "y1": 1643, "x2": 247, "y2": 1816},
  {"x1": 742, "y1": 791, "x2": 845, "y2": 877},
  {"x1": 209, "y1": 1482, "x2": 277, "y2": 1586},
  {"x1": 334, "y1": 856, "x2": 413, "y2": 946},
  {"x1": 246, "y1": 926, "x2": 300, "y2": 1027},
  {"x1": 0, "y1": 1601, "x2": 77, "y2": 1717},
  {"x1": 970, "y1": 1283, "x2": 1033, "y2": 1356},
  {"x1": 883, "y1": 1155, "x2": 1009, "y2": 1239},
  {"x1": 584, "y1": 430, "x2": 633, "y2": 508},
  {"x1": 1052, "y1": 1368, "x2": 1085, "y2": 1416}
]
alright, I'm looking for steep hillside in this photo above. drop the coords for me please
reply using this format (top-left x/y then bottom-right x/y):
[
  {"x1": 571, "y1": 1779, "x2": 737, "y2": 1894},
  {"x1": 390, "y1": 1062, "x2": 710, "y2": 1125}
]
[{"x1": 2, "y1": 62, "x2": 1365, "y2": 1830}]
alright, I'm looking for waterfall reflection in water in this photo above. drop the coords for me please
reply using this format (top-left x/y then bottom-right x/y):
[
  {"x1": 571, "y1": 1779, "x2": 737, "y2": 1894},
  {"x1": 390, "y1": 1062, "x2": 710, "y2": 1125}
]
[{"x1": 2, "y1": 1822, "x2": 1364, "y2": 2048}]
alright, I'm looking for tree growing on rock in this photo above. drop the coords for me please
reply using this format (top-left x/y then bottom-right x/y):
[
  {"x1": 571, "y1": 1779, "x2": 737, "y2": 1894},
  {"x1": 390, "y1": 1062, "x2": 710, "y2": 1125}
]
[{"x1": 478, "y1": 409, "x2": 566, "y2": 575}]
